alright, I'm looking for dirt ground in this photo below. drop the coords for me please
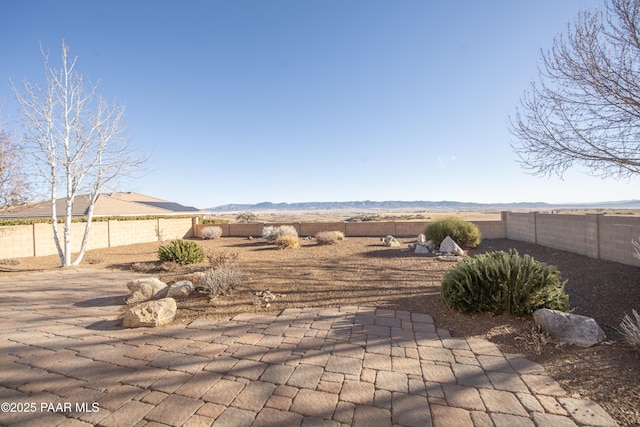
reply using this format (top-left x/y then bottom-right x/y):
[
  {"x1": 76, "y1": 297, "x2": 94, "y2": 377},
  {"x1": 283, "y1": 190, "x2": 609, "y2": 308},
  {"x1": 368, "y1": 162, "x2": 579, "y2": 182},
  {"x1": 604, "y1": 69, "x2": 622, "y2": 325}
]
[{"x1": 2, "y1": 236, "x2": 639, "y2": 425}]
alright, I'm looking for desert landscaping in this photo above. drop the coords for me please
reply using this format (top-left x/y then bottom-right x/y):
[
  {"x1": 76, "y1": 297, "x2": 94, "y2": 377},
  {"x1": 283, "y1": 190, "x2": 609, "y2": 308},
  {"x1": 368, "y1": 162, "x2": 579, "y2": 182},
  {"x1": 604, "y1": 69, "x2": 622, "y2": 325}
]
[{"x1": 2, "y1": 220, "x2": 639, "y2": 425}]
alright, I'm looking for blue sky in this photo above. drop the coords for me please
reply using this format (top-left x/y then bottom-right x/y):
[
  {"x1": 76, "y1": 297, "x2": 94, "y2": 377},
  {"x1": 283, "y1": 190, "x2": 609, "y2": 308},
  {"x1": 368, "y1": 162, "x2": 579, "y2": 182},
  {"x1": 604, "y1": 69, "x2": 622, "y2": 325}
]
[{"x1": 2, "y1": 0, "x2": 636, "y2": 209}]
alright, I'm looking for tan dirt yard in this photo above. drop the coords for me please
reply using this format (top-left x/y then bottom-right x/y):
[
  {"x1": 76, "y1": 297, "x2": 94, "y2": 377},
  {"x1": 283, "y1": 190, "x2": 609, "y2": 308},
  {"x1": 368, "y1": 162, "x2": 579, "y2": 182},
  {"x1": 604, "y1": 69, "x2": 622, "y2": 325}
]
[{"x1": 2, "y1": 236, "x2": 639, "y2": 425}]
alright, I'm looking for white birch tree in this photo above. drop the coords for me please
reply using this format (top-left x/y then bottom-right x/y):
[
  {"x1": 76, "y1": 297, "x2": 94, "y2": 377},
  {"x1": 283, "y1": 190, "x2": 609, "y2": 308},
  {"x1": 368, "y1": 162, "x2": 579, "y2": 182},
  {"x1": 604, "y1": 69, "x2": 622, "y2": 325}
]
[{"x1": 13, "y1": 41, "x2": 146, "y2": 266}]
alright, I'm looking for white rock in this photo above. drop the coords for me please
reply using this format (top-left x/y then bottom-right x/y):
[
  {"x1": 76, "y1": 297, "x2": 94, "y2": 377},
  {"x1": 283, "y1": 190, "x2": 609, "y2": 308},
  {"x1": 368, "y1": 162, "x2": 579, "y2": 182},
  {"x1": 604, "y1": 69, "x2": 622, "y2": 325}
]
[
  {"x1": 381, "y1": 235, "x2": 401, "y2": 247},
  {"x1": 534, "y1": 308, "x2": 606, "y2": 347},
  {"x1": 122, "y1": 298, "x2": 177, "y2": 328},
  {"x1": 167, "y1": 280, "x2": 194, "y2": 298},
  {"x1": 415, "y1": 245, "x2": 430, "y2": 254},
  {"x1": 439, "y1": 236, "x2": 464, "y2": 255},
  {"x1": 126, "y1": 277, "x2": 168, "y2": 304}
]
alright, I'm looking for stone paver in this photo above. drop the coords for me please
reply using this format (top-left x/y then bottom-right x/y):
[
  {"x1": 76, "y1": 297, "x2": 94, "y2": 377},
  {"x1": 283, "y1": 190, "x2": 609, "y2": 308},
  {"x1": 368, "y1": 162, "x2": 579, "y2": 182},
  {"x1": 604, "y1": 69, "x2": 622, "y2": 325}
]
[{"x1": 0, "y1": 269, "x2": 619, "y2": 426}]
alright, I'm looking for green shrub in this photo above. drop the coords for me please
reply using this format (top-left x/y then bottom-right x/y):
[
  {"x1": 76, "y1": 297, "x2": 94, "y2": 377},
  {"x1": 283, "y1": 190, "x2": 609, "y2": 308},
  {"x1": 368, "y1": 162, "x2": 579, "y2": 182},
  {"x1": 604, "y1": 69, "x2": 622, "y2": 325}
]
[
  {"x1": 440, "y1": 249, "x2": 569, "y2": 315},
  {"x1": 425, "y1": 217, "x2": 481, "y2": 248},
  {"x1": 157, "y1": 239, "x2": 205, "y2": 265}
]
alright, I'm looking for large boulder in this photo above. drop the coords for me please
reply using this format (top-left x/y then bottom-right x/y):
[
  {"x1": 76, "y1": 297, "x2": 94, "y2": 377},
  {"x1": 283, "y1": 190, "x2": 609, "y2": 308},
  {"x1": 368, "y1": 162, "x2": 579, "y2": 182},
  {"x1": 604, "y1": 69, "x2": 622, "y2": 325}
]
[
  {"x1": 167, "y1": 280, "x2": 194, "y2": 298},
  {"x1": 123, "y1": 298, "x2": 177, "y2": 328},
  {"x1": 381, "y1": 235, "x2": 401, "y2": 247},
  {"x1": 126, "y1": 277, "x2": 168, "y2": 304},
  {"x1": 439, "y1": 236, "x2": 464, "y2": 256},
  {"x1": 534, "y1": 308, "x2": 606, "y2": 347}
]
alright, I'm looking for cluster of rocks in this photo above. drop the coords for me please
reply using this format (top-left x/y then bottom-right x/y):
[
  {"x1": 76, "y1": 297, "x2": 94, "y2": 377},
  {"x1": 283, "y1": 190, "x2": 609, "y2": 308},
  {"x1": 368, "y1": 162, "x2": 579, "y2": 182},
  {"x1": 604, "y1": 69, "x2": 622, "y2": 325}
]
[
  {"x1": 253, "y1": 289, "x2": 283, "y2": 308},
  {"x1": 381, "y1": 233, "x2": 465, "y2": 256},
  {"x1": 122, "y1": 277, "x2": 195, "y2": 328}
]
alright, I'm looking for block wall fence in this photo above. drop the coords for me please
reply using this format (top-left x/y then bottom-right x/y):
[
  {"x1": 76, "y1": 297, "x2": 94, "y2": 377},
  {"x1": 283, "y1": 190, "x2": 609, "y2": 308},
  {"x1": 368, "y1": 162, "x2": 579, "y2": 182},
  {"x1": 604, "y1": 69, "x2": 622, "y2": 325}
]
[{"x1": 1, "y1": 213, "x2": 639, "y2": 266}]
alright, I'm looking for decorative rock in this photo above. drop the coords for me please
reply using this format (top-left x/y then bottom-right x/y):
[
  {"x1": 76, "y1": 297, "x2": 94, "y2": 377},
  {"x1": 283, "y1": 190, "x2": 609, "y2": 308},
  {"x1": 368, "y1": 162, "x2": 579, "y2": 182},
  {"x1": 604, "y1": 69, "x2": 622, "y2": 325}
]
[
  {"x1": 122, "y1": 298, "x2": 177, "y2": 328},
  {"x1": 126, "y1": 277, "x2": 168, "y2": 304},
  {"x1": 533, "y1": 308, "x2": 606, "y2": 347},
  {"x1": 415, "y1": 245, "x2": 430, "y2": 254},
  {"x1": 381, "y1": 235, "x2": 401, "y2": 247},
  {"x1": 416, "y1": 234, "x2": 427, "y2": 246},
  {"x1": 439, "y1": 236, "x2": 464, "y2": 256},
  {"x1": 167, "y1": 280, "x2": 194, "y2": 298}
]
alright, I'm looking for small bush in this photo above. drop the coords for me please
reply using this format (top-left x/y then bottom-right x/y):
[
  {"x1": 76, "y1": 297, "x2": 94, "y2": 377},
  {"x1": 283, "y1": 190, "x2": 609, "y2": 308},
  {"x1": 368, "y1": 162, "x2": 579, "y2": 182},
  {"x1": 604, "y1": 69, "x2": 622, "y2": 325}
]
[
  {"x1": 441, "y1": 249, "x2": 569, "y2": 315},
  {"x1": 201, "y1": 263, "x2": 244, "y2": 298},
  {"x1": 262, "y1": 225, "x2": 298, "y2": 243},
  {"x1": 425, "y1": 217, "x2": 481, "y2": 248},
  {"x1": 206, "y1": 249, "x2": 239, "y2": 267},
  {"x1": 201, "y1": 226, "x2": 223, "y2": 240},
  {"x1": 157, "y1": 240, "x2": 205, "y2": 265},
  {"x1": 620, "y1": 309, "x2": 640, "y2": 349},
  {"x1": 316, "y1": 230, "x2": 345, "y2": 245},
  {"x1": 275, "y1": 234, "x2": 300, "y2": 249}
]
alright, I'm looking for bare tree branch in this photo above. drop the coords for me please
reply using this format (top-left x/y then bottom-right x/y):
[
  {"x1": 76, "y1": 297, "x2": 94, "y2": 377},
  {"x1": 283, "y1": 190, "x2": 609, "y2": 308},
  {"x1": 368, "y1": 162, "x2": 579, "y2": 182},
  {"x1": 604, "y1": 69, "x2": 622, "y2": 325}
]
[{"x1": 510, "y1": 0, "x2": 640, "y2": 179}]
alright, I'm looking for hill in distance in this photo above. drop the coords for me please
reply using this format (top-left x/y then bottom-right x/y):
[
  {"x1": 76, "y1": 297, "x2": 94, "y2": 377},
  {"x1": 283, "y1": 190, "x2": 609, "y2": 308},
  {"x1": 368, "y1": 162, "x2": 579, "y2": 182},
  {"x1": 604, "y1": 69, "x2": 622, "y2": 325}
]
[{"x1": 207, "y1": 199, "x2": 640, "y2": 212}]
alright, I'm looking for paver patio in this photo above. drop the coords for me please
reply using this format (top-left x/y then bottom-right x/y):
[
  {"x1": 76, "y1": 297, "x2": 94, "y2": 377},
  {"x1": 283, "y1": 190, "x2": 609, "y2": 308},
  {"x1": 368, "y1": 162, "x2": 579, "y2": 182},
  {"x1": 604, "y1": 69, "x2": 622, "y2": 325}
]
[{"x1": 0, "y1": 269, "x2": 618, "y2": 426}]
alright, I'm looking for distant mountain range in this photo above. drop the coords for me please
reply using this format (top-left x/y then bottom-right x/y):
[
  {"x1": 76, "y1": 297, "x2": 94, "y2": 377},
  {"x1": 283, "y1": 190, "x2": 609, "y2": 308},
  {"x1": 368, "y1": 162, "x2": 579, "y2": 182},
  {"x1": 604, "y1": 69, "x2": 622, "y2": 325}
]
[{"x1": 207, "y1": 199, "x2": 640, "y2": 212}]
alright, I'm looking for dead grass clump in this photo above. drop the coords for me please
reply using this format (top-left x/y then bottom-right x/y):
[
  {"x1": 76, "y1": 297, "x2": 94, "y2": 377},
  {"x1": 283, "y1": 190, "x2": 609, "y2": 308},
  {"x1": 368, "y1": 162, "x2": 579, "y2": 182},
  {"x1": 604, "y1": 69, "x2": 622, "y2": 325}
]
[
  {"x1": 275, "y1": 235, "x2": 300, "y2": 249},
  {"x1": 200, "y1": 263, "x2": 244, "y2": 299},
  {"x1": 0, "y1": 258, "x2": 20, "y2": 266},
  {"x1": 620, "y1": 309, "x2": 640, "y2": 349},
  {"x1": 159, "y1": 261, "x2": 179, "y2": 272},
  {"x1": 206, "y1": 249, "x2": 240, "y2": 267},
  {"x1": 130, "y1": 262, "x2": 158, "y2": 273},
  {"x1": 201, "y1": 226, "x2": 223, "y2": 240},
  {"x1": 316, "y1": 230, "x2": 345, "y2": 245}
]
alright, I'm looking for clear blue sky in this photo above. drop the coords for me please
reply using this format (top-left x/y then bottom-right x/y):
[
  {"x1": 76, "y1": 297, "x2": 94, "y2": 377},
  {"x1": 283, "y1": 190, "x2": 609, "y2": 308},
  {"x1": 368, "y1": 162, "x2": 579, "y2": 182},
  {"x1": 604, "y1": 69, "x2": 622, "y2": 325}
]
[{"x1": 2, "y1": 0, "x2": 636, "y2": 209}]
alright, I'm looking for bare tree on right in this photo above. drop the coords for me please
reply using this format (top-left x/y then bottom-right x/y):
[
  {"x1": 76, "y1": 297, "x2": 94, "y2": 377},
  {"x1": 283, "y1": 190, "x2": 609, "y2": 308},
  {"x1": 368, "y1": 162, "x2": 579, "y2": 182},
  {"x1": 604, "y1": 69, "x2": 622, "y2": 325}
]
[{"x1": 510, "y1": 0, "x2": 640, "y2": 179}]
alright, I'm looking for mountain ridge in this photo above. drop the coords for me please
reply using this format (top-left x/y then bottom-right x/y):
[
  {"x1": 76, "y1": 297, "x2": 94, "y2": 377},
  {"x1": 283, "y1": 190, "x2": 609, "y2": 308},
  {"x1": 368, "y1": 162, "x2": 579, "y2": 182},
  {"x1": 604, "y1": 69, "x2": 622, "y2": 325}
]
[{"x1": 207, "y1": 199, "x2": 640, "y2": 212}]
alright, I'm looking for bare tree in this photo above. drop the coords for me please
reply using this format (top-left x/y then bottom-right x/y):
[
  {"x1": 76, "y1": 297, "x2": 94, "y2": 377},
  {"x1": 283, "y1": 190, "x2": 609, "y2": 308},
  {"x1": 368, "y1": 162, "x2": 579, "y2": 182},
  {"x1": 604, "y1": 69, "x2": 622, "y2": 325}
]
[
  {"x1": 510, "y1": 0, "x2": 640, "y2": 179},
  {"x1": 0, "y1": 123, "x2": 30, "y2": 211},
  {"x1": 13, "y1": 41, "x2": 146, "y2": 267},
  {"x1": 235, "y1": 212, "x2": 257, "y2": 223}
]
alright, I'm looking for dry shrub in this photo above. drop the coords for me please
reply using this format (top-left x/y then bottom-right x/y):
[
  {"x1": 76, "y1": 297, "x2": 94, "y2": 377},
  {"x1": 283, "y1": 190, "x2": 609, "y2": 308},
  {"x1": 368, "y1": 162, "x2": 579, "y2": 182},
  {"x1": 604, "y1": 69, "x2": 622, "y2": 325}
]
[
  {"x1": 316, "y1": 230, "x2": 345, "y2": 245},
  {"x1": 0, "y1": 258, "x2": 20, "y2": 266},
  {"x1": 131, "y1": 262, "x2": 158, "y2": 272},
  {"x1": 201, "y1": 226, "x2": 223, "y2": 240},
  {"x1": 620, "y1": 309, "x2": 640, "y2": 349},
  {"x1": 262, "y1": 225, "x2": 298, "y2": 243},
  {"x1": 275, "y1": 234, "x2": 300, "y2": 249},
  {"x1": 201, "y1": 263, "x2": 244, "y2": 298},
  {"x1": 206, "y1": 249, "x2": 239, "y2": 267},
  {"x1": 159, "y1": 261, "x2": 179, "y2": 272}
]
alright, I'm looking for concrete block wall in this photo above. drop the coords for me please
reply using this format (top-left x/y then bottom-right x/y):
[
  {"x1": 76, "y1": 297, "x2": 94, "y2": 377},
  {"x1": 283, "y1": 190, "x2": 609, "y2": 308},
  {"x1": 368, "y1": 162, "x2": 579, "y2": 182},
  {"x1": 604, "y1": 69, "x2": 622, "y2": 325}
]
[
  {"x1": 599, "y1": 216, "x2": 639, "y2": 266},
  {"x1": 0, "y1": 218, "x2": 196, "y2": 259},
  {"x1": 108, "y1": 220, "x2": 159, "y2": 247},
  {"x1": 505, "y1": 212, "x2": 537, "y2": 242},
  {"x1": 535, "y1": 214, "x2": 589, "y2": 256},
  {"x1": 194, "y1": 220, "x2": 505, "y2": 240},
  {"x1": 158, "y1": 217, "x2": 194, "y2": 240},
  {"x1": 0, "y1": 225, "x2": 35, "y2": 259},
  {"x1": 32, "y1": 222, "x2": 110, "y2": 257}
]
